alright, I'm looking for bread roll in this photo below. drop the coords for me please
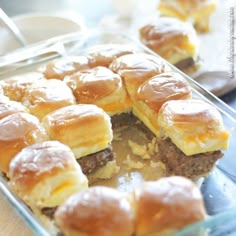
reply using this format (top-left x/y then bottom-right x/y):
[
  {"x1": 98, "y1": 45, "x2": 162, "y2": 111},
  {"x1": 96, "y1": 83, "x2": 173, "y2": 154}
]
[
  {"x1": 139, "y1": 17, "x2": 199, "y2": 68},
  {"x1": 9, "y1": 141, "x2": 88, "y2": 209},
  {"x1": 0, "y1": 72, "x2": 46, "y2": 101},
  {"x1": 158, "y1": 99, "x2": 230, "y2": 156},
  {"x1": 133, "y1": 72, "x2": 192, "y2": 137},
  {"x1": 41, "y1": 56, "x2": 90, "y2": 80},
  {"x1": 21, "y1": 79, "x2": 76, "y2": 120},
  {"x1": 64, "y1": 66, "x2": 132, "y2": 115},
  {"x1": 0, "y1": 97, "x2": 29, "y2": 120},
  {"x1": 109, "y1": 52, "x2": 171, "y2": 100},
  {"x1": 42, "y1": 104, "x2": 112, "y2": 159},
  {"x1": 55, "y1": 186, "x2": 135, "y2": 236},
  {"x1": 158, "y1": 0, "x2": 217, "y2": 33},
  {"x1": 86, "y1": 43, "x2": 137, "y2": 67},
  {"x1": 0, "y1": 112, "x2": 48, "y2": 173},
  {"x1": 132, "y1": 176, "x2": 207, "y2": 236}
]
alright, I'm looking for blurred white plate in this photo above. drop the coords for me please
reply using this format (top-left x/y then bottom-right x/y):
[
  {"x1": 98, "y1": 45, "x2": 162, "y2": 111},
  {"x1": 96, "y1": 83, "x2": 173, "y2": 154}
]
[{"x1": 0, "y1": 13, "x2": 86, "y2": 55}]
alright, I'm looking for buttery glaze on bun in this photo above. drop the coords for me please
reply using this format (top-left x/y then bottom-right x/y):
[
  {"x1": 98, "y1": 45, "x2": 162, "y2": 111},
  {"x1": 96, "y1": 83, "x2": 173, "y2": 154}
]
[
  {"x1": 139, "y1": 17, "x2": 199, "y2": 69},
  {"x1": 41, "y1": 56, "x2": 91, "y2": 80},
  {"x1": 64, "y1": 66, "x2": 132, "y2": 115},
  {"x1": 158, "y1": 99, "x2": 230, "y2": 156},
  {"x1": 132, "y1": 176, "x2": 207, "y2": 236},
  {"x1": 86, "y1": 43, "x2": 137, "y2": 67},
  {"x1": 9, "y1": 141, "x2": 88, "y2": 209},
  {"x1": 157, "y1": 99, "x2": 230, "y2": 178},
  {"x1": 21, "y1": 79, "x2": 76, "y2": 120},
  {"x1": 41, "y1": 104, "x2": 118, "y2": 181},
  {"x1": 55, "y1": 186, "x2": 135, "y2": 236},
  {"x1": 0, "y1": 112, "x2": 48, "y2": 173},
  {"x1": 0, "y1": 98, "x2": 29, "y2": 120},
  {"x1": 133, "y1": 72, "x2": 192, "y2": 137},
  {"x1": 109, "y1": 52, "x2": 171, "y2": 100},
  {"x1": 0, "y1": 72, "x2": 46, "y2": 101},
  {"x1": 157, "y1": 0, "x2": 217, "y2": 33}
]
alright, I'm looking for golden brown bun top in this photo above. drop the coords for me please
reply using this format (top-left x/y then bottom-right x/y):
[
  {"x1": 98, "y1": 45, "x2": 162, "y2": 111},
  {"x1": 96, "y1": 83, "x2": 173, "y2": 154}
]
[
  {"x1": 158, "y1": 99, "x2": 223, "y2": 126},
  {"x1": 41, "y1": 56, "x2": 90, "y2": 80},
  {"x1": 139, "y1": 17, "x2": 197, "y2": 46},
  {"x1": 0, "y1": 112, "x2": 48, "y2": 173},
  {"x1": 65, "y1": 66, "x2": 122, "y2": 103},
  {"x1": 133, "y1": 176, "x2": 206, "y2": 235},
  {"x1": 136, "y1": 72, "x2": 191, "y2": 111},
  {"x1": 0, "y1": 112, "x2": 47, "y2": 142},
  {"x1": 110, "y1": 52, "x2": 171, "y2": 81},
  {"x1": 9, "y1": 141, "x2": 78, "y2": 192},
  {"x1": 87, "y1": 43, "x2": 137, "y2": 67},
  {"x1": 0, "y1": 99, "x2": 29, "y2": 120},
  {"x1": 0, "y1": 72, "x2": 46, "y2": 101},
  {"x1": 42, "y1": 104, "x2": 110, "y2": 130},
  {"x1": 55, "y1": 186, "x2": 135, "y2": 236}
]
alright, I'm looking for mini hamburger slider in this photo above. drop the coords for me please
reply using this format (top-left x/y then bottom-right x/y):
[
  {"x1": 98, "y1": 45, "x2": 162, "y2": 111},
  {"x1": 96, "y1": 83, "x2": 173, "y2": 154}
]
[
  {"x1": 133, "y1": 72, "x2": 192, "y2": 138},
  {"x1": 132, "y1": 176, "x2": 207, "y2": 236},
  {"x1": 55, "y1": 186, "x2": 135, "y2": 236},
  {"x1": 40, "y1": 55, "x2": 91, "y2": 80},
  {"x1": 41, "y1": 104, "x2": 119, "y2": 182},
  {"x1": 86, "y1": 43, "x2": 137, "y2": 67},
  {"x1": 64, "y1": 66, "x2": 132, "y2": 116},
  {"x1": 9, "y1": 141, "x2": 88, "y2": 219},
  {"x1": 21, "y1": 79, "x2": 76, "y2": 120},
  {"x1": 109, "y1": 52, "x2": 171, "y2": 101},
  {"x1": 0, "y1": 72, "x2": 46, "y2": 101},
  {"x1": 157, "y1": 0, "x2": 217, "y2": 33},
  {"x1": 0, "y1": 112, "x2": 48, "y2": 174},
  {"x1": 139, "y1": 17, "x2": 199, "y2": 71},
  {"x1": 157, "y1": 99, "x2": 230, "y2": 179}
]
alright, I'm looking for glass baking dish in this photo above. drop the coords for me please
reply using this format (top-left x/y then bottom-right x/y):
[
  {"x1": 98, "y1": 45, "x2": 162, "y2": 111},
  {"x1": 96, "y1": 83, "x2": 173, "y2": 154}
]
[{"x1": 0, "y1": 29, "x2": 236, "y2": 236}]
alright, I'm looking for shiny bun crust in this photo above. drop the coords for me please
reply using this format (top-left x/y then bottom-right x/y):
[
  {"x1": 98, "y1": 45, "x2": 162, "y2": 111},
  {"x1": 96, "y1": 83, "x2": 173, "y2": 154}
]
[
  {"x1": 158, "y1": 99, "x2": 230, "y2": 156},
  {"x1": 0, "y1": 72, "x2": 46, "y2": 101},
  {"x1": 0, "y1": 112, "x2": 48, "y2": 173},
  {"x1": 9, "y1": 141, "x2": 88, "y2": 208},
  {"x1": 0, "y1": 98, "x2": 29, "y2": 120},
  {"x1": 64, "y1": 66, "x2": 132, "y2": 115},
  {"x1": 133, "y1": 72, "x2": 191, "y2": 137},
  {"x1": 41, "y1": 56, "x2": 91, "y2": 80},
  {"x1": 109, "y1": 52, "x2": 171, "y2": 100},
  {"x1": 87, "y1": 43, "x2": 137, "y2": 67},
  {"x1": 41, "y1": 104, "x2": 113, "y2": 159},
  {"x1": 55, "y1": 186, "x2": 135, "y2": 236},
  {"x1": 139, "y1": 17, "x2": 199, "y2": 65},
  {"x1": 132, "y1": 176, "x2": 206, "y2": 236},
  {"x1": 158, "y1": 0, "x2": 217, "y2": 33},
  {"x1": 21, "y1": 79, "x2": 76, "y2": 120}
]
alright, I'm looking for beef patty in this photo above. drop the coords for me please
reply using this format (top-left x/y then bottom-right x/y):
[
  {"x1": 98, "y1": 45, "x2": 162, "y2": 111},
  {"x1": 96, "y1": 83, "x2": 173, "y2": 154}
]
[
  {"x1": 77, "y1": 145, "x2": 114, "y2": 175},
  {"x1": 157, "y1": 138, "x2": 223, "y2": 179}
]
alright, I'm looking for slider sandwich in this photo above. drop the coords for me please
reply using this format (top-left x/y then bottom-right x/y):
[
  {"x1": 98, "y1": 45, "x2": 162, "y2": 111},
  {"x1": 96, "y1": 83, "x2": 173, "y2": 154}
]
[
  {"x1": 64, "y1": 66, "x2": 132, "y2": 116},
  {"x1": 0, "y1": 112, "x2": 48, "y2": 174},
  {"x1": 21, "y1": 78, "x2": 76, "y2": 120},
  {"x1": 9, "y1": 141, "x2": 88, "y2": 231},
  {"x1": 42, "y1": 104, "x2": 119, "y2": 182},
  {"x1": 109, "y1": 52, "x2": 171, "y2": 100},
  {"x1": 0, "y1": 72, "x2": 46, "y2": 101},
  {"x1": 157, "y1": 99, "x2": 230, "y2": 179},
  {"x1": 41, "y1": 55, "x2": 91, "y2": 80},
  {"x1": 86, "y1": 43, "x2": 138, "y2": 67},
  {"x1": 157, "y1": 0, "x2": 217, "y2": 33},
  {"x1": 139, "y1": 17, "x2": 199, "y2": 71},
  {"x1": 133, "y1": 72, "x2": 192, "y2": 138}
]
